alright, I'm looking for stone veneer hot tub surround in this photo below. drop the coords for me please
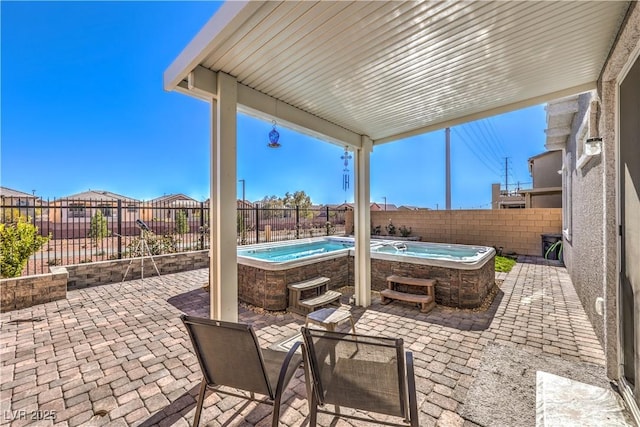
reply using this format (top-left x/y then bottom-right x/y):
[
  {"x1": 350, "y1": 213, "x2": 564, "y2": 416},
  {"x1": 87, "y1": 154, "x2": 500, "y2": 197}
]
[
  {"x1": 369, "y1": 241, "x2": 496, "y2": 308},
  {"x1": 237, "y1": 237, "x2": 495, "y2": 310}
]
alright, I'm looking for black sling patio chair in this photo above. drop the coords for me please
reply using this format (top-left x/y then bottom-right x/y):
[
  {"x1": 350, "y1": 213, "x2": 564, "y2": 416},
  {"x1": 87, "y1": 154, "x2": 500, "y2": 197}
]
[
  {"x1": 300, "y1": 327, "x2": 419, "y2": 426},
  {"x1": 180, "y1": 315, "x2": 303, "y2": 427}
]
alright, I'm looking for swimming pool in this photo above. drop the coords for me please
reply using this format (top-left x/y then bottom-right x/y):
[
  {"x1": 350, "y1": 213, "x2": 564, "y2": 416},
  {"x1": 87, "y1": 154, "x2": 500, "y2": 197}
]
[
  {"x1": 238, "y1": 240, "x2": 354, "y2": 263},
  {"x1": 236, "y1": 237, "x2": 495, "y2": 310}
]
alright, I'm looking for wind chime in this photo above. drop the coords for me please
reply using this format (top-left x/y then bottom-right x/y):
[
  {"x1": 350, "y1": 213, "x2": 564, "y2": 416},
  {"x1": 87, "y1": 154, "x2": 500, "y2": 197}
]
[
  {"x1": 267, "y1": 120, "x2": 281, "y2": 148},
  {"x1": 341, "y1": 147, "x2": 352, "y2": 192}
]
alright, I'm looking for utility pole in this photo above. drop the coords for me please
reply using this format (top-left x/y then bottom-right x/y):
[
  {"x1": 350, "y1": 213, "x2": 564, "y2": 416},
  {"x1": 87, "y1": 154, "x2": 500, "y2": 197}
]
[
  {"x1": 504, "y1": 157, "x2": 509, "y2": 193},
  {"x1": 445, "y1": 128, "x2": 451, "y2": 210},
  {"x1": 383, "y1": 196, "x2": 387, "y2": 211},
  {"x1": 238, "y1": 179, "x2": 246, "y2": 244},
  {"x1": 239, "y1": 179, "x2": 245, "y2": 205}
]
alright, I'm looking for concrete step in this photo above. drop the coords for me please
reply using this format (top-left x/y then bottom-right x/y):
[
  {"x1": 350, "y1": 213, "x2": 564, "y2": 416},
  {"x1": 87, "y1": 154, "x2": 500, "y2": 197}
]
[{"x1": 536, "y1": 371, "x2": 634, "y2": 426}]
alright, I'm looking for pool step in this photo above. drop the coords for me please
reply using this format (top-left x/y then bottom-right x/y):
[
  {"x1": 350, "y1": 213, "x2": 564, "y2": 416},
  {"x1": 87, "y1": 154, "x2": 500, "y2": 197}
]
[
  {"x1": 381, "y1": 275, "x2": 437, "y2": 313},
  {"x1": 287, "y1": 277, "x2": 331, "y2": 291},
  {"x1": 287, "y1": 276, "x2": 341, "y2": 315},
  {"x1": 299, "y1": 290, "x2": 342, "y2": 310}
]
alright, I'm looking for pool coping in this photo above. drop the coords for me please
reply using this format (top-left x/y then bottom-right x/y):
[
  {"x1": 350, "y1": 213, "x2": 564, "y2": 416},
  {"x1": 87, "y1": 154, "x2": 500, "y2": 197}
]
[{"x1": 237, "y1": 236, "x2": 496, "y2": 271}]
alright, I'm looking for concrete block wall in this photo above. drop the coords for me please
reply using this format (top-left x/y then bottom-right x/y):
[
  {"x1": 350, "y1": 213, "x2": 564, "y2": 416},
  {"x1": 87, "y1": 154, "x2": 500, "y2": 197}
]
[{"x1": 346, "y1": 209, "x2": 562, "y2": 256}]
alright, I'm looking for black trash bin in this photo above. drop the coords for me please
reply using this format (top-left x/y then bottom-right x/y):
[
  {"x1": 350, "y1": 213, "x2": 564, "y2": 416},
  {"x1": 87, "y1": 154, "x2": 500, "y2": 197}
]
[{"x1": 541, "y1": 233, "x2": 562, "y2": 260}]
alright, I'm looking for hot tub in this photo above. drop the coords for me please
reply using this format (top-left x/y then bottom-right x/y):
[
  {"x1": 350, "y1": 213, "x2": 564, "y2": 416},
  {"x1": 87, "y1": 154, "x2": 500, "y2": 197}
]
[
  {"x1": 369, "y1": 240, "x2": 495, "y2": 308},
  {"x1": 236, "y1": 237, "x2": 495, "y2": 310}
]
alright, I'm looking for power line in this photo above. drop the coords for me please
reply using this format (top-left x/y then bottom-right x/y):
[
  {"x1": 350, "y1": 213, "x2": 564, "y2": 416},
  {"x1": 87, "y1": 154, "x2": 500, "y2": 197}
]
[
  {"x1": 463, "y1": 122, "x2": 504, "y2": 172},
  {"x1": 483, "y1": 118, "x2": 508, "y2": 158},
  {"x1": 476, "y1": 120, "x2": 505, "y2": 163},
  {"x1": 485, "y1": 116, "x2": 520, "y2": 184},
  {"x1": 453, "y1": 127, "x2": 503, "y2": 177}
]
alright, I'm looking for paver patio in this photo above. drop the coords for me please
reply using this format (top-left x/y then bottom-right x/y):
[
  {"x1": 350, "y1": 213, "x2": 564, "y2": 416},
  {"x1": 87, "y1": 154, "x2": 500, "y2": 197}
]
[{"x1": 0, "y1": 257, "x2": 623, "y2": 426}]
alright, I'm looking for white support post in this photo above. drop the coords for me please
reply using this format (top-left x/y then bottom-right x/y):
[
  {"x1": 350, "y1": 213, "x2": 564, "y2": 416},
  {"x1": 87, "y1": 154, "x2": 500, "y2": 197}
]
[
  {"x1": 209, "y1": 72, "x2": 238, "y2": 322},
  {"x1": 354, "y1": 136, "x2": 372, "y2": 307}
]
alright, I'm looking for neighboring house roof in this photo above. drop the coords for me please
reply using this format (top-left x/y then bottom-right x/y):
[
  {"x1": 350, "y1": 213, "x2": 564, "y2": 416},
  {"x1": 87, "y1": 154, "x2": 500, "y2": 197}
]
[
  {"x1": 0, "y1": 186, "x2": 38, "y2": 199},
  {"x1": 149, "y1": 194, "x2": 201, "y2": 208},
  {"x1": 330, "y1": 202, "x2": 400, "y2": 211},
  {"x1": 398, "y1": 205, "x2": 428, "y2": 211},
  {"x1": 372, "y1": 202, "x2": 398, "y2": 211},
  {"x1": 237, "y1": 199, "x2": 254, "y2": 208},
  {"x1": 150, "y1": 193, "x2": 199, "y2": 203},
  {"x1": 59, "y1": 190, "x2": 139, "y2": 202}
]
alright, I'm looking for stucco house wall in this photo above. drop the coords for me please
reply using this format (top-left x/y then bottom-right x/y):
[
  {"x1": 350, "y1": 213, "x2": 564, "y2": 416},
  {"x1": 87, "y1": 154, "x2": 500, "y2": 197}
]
[
  {"x1": 562, "y1": 92, "x2": 605, "y2": 343},
  {"x1": 563, "y1": 2, "x2": 639, "y2": 409}
]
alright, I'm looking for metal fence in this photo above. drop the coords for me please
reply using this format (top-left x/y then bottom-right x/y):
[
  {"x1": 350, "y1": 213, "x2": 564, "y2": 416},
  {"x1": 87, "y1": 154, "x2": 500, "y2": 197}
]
[{"x1": 0, "y1": 197, "x2": 347, "y2": 276}]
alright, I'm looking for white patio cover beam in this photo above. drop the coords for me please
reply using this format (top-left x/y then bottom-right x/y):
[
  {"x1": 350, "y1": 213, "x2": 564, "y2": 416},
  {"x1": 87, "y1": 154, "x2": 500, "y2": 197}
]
[
  {"x1": 209, "y1": 71, "x2": 238, "y2": 322},
  {"x1": 174, "y1": 66, "x2": 361, "y2": 149},
  {"x1": 237, "y1": 84, "x2": 361, "y2": 148},
  {"x1": 354, "y1": 136, "x2": 372, "y2": 307},
  {"x1": 373, "y1": 82, "x2": 596, "y2": 145}
]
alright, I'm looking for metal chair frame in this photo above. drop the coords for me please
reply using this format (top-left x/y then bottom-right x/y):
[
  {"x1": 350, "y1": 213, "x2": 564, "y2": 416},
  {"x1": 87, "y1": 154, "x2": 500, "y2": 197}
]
[
  {"x1": 301, "y1": 327, "x2": 419, "y2": 426},
  {"x1": 181, "y1": 315, "x2": 302, "y2": 426}
]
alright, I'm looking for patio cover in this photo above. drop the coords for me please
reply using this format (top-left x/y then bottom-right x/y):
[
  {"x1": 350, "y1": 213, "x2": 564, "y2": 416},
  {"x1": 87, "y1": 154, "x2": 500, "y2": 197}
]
[{"x1": 164, "y1": 1, "x2": 630, "y2": 321}]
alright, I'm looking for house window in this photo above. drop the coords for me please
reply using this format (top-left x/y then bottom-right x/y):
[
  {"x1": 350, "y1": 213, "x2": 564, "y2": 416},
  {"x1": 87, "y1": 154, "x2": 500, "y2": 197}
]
[
  {"x1": 99, "y1": 207, "x2": 112, "y2": 217},
  {"x1": 69, "y1": 204, "x2": 86, "y2": 218},
  {"x1": 127, "y1": 205, "x2": 138, "y2": 213},
  {"x1": 563, "y1": 151, "x2": 572, "y2": 241}
]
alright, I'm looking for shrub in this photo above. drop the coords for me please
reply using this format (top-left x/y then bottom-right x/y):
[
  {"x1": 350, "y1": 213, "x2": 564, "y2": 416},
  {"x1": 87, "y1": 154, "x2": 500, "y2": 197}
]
[
  {"x1": 0, "y1": 216, "x2": 50, "y2": 278},
  {"x1": 127, "y1": 231, "x2": 177, "y2": 257},
  {"x1": 89, "y1": 210, "x2": 109, "y2": 244},
  {"x1": 385, "y1": 219, "x2": 396, "y2": 235},
  {"x1": 399, "y1": 225, "x2": 412, "y2": 237},
  {"x1": 325, "y1": 221, "x2": 335, "y2": 235},
  {"x1": 175, "y1": 210, "x2": 190, "y2": 234}
]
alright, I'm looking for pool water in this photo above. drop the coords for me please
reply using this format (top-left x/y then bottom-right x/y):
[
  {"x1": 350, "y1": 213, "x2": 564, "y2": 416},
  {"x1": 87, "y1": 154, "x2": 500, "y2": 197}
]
[
  {"x1": 238, "y1": 241, "x2": 353, "y2": 262},
  {"x1": 372, "y1": 242, "x2": 488, "y2": 261}
]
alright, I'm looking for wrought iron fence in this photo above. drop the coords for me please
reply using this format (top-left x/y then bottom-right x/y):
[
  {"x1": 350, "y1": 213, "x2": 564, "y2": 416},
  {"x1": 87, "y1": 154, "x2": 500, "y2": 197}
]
[
  {"x1": 0, "y1": 196, "x2": 347, "y2": 276},
  {"x1": 237, "y1": 205, "x2": 346, "y2": 244}
]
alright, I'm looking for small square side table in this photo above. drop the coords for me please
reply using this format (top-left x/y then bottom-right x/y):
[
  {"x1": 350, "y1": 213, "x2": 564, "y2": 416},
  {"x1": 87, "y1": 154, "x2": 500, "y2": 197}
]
[{"x1": 305, "y1": 307, "x2": 356, "y2": 334}]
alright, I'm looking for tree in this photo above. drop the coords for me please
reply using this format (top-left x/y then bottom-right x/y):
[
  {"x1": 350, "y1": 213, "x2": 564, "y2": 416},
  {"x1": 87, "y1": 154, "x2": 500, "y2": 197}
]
[
  {"x1": 175, "y1": 210, "x2": 190, "y2": 234},
  {"x1": 0, "y1": 216, "x2": 50, "y2": 278},
  {"x1": 89, "y1": 210, "x2": 109, "y2": 244},
  {"x1": 283, "y1": 190, "x2": 312, "y2": 209},
  {"x1": 284, "y1": 190, "x2": 313, "y2": 219},
  {"x1": 259, "y1": 195, "x2": 285, "y2": 219}
]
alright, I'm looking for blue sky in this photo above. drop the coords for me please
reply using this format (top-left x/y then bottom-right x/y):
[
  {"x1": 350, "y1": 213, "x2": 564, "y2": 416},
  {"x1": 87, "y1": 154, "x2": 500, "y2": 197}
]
[{"x1": 1, "y1": 1, "x2": 547, "y2": 209}]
